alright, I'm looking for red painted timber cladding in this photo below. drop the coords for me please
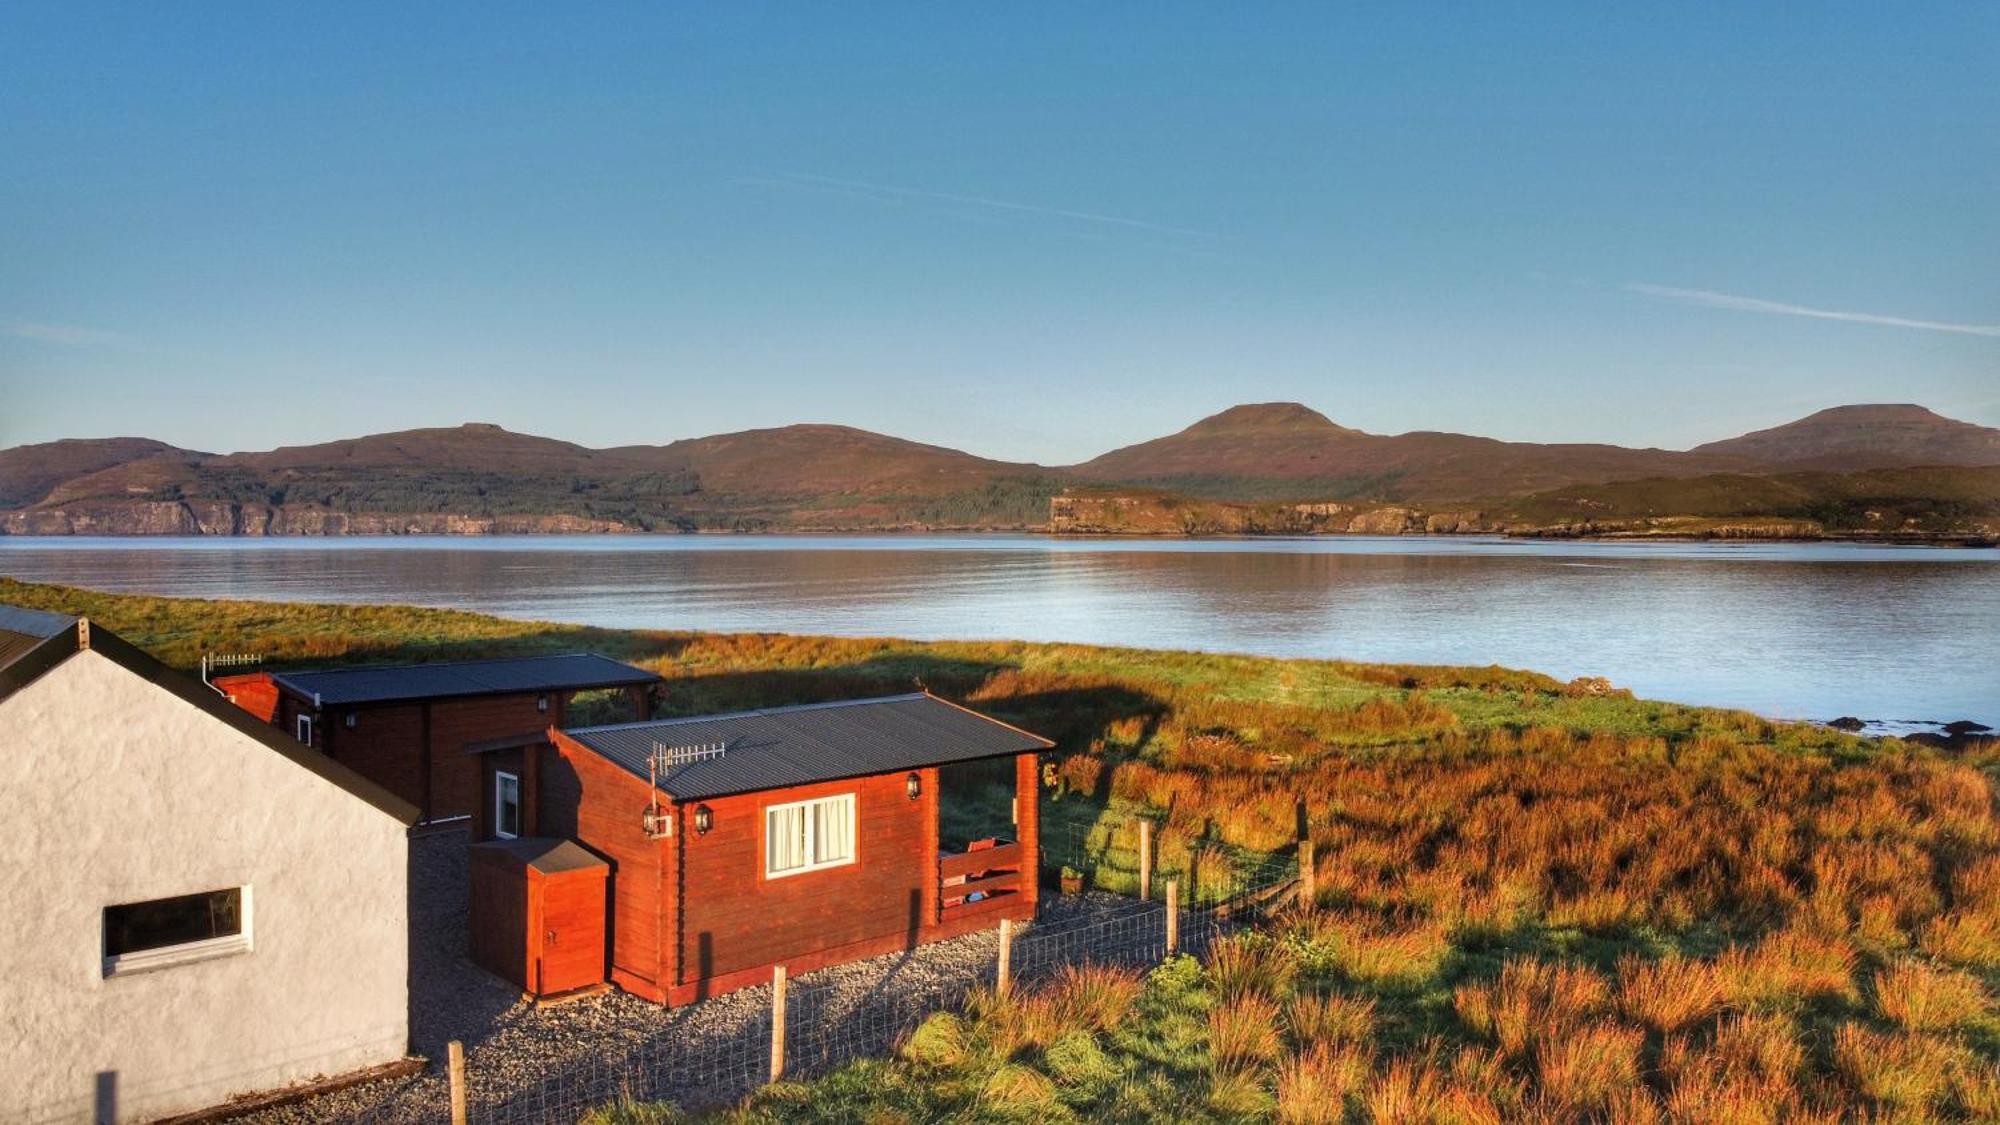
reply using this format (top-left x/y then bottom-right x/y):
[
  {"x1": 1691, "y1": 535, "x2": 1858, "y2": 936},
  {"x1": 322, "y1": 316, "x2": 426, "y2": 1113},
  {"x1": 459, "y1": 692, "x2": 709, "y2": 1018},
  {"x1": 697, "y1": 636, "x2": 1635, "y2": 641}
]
[
  {"x1": 674, "y1": 771, "x2": 931, "y2": 992},
  {"x1": 426, "y1": 694, "x2": 558, "y2": 819},
  {"x1": 540, "y1": 733, "x2": 670, "y2": 1000},
  {"x1": 1015, "y1": 750, "x2": 1041, "y2": 920},
  {"x1": 531, "y1": 865, "x2": 610, "y2": 995},
  {"x1": 659, "y1": 752, "x2": 1040, "y2": 1005},
  {"x1": 467, "y1": 845, "x2": 610, "y2": 996},
  {"x1": 467, "y1": 847, "x2": 530, "y2": 988},
  {"x1": 215, "y1": 672, "x2": 281, "y2": 723},
  {"x1": 541, "y1": 734, "x2": 1041, "y2": 1007},
  {"x1": 219, "y1": 675, "x2": 647, "y2": 822},
  {"x1": 324, "y1": 701, "x2": 428, "y2": 811}
]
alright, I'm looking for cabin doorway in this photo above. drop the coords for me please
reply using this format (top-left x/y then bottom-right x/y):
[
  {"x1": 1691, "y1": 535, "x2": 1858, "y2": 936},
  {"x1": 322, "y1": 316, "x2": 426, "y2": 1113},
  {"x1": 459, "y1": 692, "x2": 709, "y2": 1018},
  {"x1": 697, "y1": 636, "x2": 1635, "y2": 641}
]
[{"x1": 938, "y1": 757, "x2": 1017, "y2": 852}]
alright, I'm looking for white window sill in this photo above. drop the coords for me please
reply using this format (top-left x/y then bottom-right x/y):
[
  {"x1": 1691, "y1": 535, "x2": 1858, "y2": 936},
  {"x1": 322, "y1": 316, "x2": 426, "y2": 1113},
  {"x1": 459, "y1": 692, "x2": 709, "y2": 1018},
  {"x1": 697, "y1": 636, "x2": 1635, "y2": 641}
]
[
  {"x1": 764, "y1": 855, "x2": 856, "y2": 880},
  {"x1": 104, "y1": 934, "x2": 252, "y2": 978}
]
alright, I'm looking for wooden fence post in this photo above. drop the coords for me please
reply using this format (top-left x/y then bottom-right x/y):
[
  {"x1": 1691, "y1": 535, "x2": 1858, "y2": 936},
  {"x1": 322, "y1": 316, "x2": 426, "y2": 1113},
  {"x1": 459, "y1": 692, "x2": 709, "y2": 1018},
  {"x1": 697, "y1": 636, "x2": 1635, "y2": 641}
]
[
  {"x1": 1299, "y1": 839, "x2": 1316, "y2": 906},
  {"x1": 1138, "y1": 819, "x2": 1152, "y2": 902},
  {"x1": 769, "y1": 964, "x2": 787, "y2": 1083},
  {"x1": 447, "y1": 1040, "x2": 467, "y2": 1125},
  {"x1": 997, "y1": 918, "x2": 1014, "y2": 995},
  {"x1": 1165, "y1": 878, "x2": 1179, "y2": 956}
]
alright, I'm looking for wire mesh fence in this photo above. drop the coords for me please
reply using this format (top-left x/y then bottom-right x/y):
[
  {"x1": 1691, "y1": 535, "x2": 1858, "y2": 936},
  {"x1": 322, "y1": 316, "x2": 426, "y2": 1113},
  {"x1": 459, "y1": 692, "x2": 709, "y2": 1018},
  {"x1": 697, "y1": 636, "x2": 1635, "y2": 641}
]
[{"x1": 349, "y1": 840, "x2": 1300, "y2": 1124}]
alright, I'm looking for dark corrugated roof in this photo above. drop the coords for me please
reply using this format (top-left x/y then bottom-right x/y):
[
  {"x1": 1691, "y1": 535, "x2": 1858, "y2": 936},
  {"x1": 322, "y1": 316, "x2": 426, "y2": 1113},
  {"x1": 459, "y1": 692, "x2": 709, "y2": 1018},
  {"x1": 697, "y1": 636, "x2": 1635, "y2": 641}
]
[
  {"x1": 0, "y1": 604, "x2": 79, "y2": 640},
  {"x1": 563, "y1": 693, "x2": 1053, "y2": 800},
  {"x1": 0, "y1": 605, "x2": 79, "y2": 678},
  {"x1": 272, "y1": 652, "x2": 658, "y2": 706}
]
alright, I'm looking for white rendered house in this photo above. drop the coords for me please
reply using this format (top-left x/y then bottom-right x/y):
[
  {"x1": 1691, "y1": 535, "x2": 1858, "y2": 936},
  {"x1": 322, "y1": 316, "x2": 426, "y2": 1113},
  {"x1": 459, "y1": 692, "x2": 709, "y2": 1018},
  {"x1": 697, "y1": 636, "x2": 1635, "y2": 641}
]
[{"x1": 0, "y1": 606, "x2": 417, "y2": 1123}]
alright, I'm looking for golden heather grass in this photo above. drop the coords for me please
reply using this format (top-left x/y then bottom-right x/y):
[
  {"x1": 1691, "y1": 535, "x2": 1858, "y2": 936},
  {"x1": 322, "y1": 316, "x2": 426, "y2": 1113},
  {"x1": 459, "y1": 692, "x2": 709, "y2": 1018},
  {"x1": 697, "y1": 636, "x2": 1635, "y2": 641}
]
[
  {"x1": 1535, "y1": 1023, "x2": 1644, "y2": 1115},
  {"x1": 1953, "y1": 1059, "x2": 2000, "y2": 1119},
  {"x1": 1308, "y1": 912, "x2": 1452, "y2": 987},
  {"x1": 1709, "y1": 1011, "x2": 1805, "y2": 1083},
  {"x1": 1832, "y1": 1022, "x2": 1958, "y2": 1111},
  {"x1": 1206, "y1": 934, "x2": 1297, "y2": 1001},
  {"x1": 1617, "y1": 952, "x2": 1727, "y2": 1034},
  {"x1": 1284, "y1": 991, "x2": 1375, "y2": 1048},
  {"x1": 1919, "y1": 910, "x2": 2000, "y2": 968},
  {"x1": 1716, "y1": 925, "x2": 1859, "y2": 1010},
  {"x1": 1364, "y1": 1051, "x2": 1447, "y2": 1125},
  {"x1": 1208, "y1": 994, "x2": 1284, "y2": 1073},
  {"x1": 1040, "y1": 963, "x2": 1143, "y2": 1034},
  {"x1": 1657, "y1": 1011, "x2": 1805, "y2": 1124},
  {"x1": 1447, "y1": 1047, "x2": 1525, "y2": 1121},
  {"x1": 1455, "y1": 958, "x2": 1611, "y2": 1059},
  {"x1": 1275, "y1": 1044, "x2": 1370, "y2": 1124},
  {"x1": 1871, "y1": 959, "x2": 1987, "y2": 1032}
]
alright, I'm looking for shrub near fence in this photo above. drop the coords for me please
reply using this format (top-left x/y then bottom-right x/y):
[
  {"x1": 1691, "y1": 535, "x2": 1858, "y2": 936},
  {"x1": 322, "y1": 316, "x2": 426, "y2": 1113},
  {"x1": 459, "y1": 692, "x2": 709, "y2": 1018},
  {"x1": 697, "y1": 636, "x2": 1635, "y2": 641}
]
[{"x1": 402, "y1": 830, "x2": 1303, "y2": 1125}]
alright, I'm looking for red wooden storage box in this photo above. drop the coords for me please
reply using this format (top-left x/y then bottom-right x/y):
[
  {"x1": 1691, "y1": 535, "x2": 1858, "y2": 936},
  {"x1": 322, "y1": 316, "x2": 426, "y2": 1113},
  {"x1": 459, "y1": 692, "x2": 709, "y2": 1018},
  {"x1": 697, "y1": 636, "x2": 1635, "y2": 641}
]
[{"x1": 468, "y1": 837, "x2": 610, "y2": 998}]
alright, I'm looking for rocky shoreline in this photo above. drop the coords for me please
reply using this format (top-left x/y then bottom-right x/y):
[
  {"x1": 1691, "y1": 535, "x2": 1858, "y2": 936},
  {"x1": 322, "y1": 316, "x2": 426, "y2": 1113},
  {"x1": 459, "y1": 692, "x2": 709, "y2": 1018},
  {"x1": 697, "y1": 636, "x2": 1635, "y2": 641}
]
[
  {"x1": 1824, "y1": 716, "x2": 1998, "y2": 751},
  {"x1": 2, "y1": 505, "x2": 1994, "y2": 547}
]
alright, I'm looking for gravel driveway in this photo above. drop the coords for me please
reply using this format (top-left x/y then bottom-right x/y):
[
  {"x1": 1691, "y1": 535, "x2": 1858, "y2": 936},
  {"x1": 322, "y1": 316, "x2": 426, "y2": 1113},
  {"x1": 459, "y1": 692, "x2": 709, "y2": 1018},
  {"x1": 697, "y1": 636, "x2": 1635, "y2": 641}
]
[{"x1": 243, "y1": 829, "x2": 1164, "y2": 1123}]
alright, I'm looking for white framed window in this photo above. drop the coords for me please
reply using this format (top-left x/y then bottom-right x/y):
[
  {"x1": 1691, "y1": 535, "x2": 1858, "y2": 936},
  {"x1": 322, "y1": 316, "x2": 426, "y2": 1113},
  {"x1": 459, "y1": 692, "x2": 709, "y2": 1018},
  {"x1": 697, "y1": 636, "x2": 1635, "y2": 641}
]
[
  {"x1": 494, "y1": 771, "x2": 521, "y2": 839},
  {"x1": 295, "y1": 714, "x2": 313, "y2": 745},
  {"x1": 103, "y1": 886, "x2": 252, "y2": 977},
  {"x1": 765, "y1": 794, "x2": 856, "y2": 878}
]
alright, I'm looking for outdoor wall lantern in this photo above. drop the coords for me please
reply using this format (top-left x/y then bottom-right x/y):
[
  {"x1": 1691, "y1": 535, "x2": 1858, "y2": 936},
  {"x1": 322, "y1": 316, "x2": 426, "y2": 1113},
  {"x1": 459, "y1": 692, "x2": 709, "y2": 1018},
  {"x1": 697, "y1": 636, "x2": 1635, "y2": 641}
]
[
  {"x1": 694, "y1": 804, "x2": 713, "y2": 835},
  {"x1": 907, "y1": 772, "x2": 923, "y2": 800}
]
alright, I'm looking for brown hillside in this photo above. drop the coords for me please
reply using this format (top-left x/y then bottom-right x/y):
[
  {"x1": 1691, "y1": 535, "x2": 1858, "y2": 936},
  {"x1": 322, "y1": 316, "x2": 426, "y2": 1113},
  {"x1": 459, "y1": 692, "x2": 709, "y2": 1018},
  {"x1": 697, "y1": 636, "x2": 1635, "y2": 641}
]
[
  {"x1": 1692, "y1": 404, "x2": 2000, "y2": 469},
  {"x1": 0, "y1": 437, "x2": 199, "y2": 508},
  {"x1": 1070, "y1": 403, "x2": 1748, "y2": 502},
  {"x1": 639, "y1": 423, "x2": 1039, "y2": 498},
  {"x1": 221, "y1": 422, "x2": 642, "y2": 474}
]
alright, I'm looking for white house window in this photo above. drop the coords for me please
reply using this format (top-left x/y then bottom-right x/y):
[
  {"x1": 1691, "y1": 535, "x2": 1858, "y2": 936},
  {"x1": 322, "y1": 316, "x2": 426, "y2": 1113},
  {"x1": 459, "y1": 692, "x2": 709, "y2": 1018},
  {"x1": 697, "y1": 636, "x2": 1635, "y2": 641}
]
[
  {"x1": 494, "y1": 771, "x2": 521, "y2": 839},
  {"x1": 765, "y1": 794, "x2": 856, "y2": 878},
  {"x1": 103, "y1": 887, "x2": 251, "y2": 977},
  {"x1": 295, "y1": 714, "x2": 313, "y2": 745}
]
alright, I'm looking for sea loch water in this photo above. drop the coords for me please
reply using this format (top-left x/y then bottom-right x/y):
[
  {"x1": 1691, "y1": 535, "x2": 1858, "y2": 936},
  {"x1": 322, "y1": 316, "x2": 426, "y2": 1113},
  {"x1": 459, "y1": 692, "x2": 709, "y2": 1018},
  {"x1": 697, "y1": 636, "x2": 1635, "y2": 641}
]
[{"x1": 1, "y1": 535, "x2": 1994, "y2": 727}]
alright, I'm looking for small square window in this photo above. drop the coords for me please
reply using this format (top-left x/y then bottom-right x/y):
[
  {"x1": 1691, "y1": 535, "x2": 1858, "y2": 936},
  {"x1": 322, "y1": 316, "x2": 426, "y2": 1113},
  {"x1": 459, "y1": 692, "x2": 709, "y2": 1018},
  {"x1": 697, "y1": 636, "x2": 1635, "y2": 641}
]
[{"x1": 764, "y1": 794, "x2": 856, "y2": 878}]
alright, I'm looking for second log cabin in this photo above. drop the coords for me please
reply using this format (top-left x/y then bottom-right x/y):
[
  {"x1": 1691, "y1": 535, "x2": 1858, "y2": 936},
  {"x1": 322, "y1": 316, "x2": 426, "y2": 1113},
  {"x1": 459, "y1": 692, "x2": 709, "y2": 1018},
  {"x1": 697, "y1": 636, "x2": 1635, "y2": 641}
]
[{"x1": 481, "y1": 692, "x2": 1051, "y2": 1005}]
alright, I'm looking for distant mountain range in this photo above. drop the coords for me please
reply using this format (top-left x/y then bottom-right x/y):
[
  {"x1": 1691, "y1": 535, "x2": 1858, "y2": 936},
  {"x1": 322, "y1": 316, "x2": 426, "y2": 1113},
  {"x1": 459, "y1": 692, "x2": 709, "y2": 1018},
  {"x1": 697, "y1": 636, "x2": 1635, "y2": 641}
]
[{"x1": 3, "y1": 403, "x2": 1996, "y2": 541}]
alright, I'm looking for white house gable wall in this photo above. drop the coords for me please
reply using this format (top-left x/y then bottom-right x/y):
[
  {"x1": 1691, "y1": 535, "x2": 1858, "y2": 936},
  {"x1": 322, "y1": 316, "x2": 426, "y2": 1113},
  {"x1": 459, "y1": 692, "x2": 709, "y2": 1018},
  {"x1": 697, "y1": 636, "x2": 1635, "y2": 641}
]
[{"x1": 0, "y1": 649, "x2": 409, "y2": 1123}]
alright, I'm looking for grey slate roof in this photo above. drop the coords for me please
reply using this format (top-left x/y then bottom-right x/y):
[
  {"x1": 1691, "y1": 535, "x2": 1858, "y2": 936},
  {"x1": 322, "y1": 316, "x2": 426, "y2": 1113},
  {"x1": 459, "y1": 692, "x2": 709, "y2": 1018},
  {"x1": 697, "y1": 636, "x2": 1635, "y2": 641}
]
[
  {"x1": 272, "y1": 652, "x2": 657, "y2": 707},
  {"x1": 563, "y1": 693, "x2": 1053, "y2": 801}
]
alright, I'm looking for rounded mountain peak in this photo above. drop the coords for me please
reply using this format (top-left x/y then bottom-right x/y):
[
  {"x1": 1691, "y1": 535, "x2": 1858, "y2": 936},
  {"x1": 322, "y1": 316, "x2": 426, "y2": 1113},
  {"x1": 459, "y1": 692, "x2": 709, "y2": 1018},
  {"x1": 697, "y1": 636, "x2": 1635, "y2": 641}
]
[{"x1": 1183, "y1": 402, "x2": 1355, "y2": 435}]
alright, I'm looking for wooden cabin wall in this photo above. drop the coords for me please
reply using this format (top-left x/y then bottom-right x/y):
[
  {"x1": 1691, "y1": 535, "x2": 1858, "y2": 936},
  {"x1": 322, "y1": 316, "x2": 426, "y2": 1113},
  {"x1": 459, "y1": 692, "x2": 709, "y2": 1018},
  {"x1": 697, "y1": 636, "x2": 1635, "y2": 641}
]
[
  {"x1": 671, "y1": 770, "x2": 933, "y2": 1001},
  {"x1": 541, "y1": 735, "x2": 670, "y2": 1001}
]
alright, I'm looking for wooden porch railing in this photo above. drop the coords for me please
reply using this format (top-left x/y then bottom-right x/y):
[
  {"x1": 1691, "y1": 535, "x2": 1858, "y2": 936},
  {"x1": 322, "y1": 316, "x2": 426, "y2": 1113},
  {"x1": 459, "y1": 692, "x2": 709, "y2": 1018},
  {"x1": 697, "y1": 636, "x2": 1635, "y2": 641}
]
[{"x1": 938, "y1": 839, "x2": 1024, "y2": 923}]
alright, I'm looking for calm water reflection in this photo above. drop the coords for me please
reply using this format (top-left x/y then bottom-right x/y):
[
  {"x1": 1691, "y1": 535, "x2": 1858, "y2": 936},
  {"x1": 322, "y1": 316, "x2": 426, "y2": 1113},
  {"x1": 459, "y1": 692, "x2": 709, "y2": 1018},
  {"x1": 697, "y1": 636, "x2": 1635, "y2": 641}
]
[{"x1": 2, "y1": 536, "x2": 1994, "y2": 724}]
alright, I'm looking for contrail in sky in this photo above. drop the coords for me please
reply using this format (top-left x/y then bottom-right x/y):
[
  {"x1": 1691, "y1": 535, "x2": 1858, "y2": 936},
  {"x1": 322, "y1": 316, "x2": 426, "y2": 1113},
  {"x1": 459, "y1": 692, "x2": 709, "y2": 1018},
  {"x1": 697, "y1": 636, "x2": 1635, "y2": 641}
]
[{"x1": 1627, "y1": 283, "x2": 2000, "y2": 338}]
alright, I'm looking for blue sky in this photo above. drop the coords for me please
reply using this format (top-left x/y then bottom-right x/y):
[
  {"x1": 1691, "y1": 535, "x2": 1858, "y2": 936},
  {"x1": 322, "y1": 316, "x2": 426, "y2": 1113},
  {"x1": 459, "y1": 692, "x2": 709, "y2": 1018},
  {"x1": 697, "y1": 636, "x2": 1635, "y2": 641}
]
[{"x1": 2, "y1": 3, "x2": 1994, "y2": 462}]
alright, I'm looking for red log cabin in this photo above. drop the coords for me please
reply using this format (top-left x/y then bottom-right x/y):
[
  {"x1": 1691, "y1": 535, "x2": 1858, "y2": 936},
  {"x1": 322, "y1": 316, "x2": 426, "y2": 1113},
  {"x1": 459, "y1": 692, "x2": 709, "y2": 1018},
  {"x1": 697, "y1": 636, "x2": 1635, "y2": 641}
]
[
  {"x1": 478, "y1": 693, "x2": 1052, "y2": 1005},
  {"x1": 216, "y1": 653, "x2": 659, "y2": 823}
]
